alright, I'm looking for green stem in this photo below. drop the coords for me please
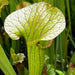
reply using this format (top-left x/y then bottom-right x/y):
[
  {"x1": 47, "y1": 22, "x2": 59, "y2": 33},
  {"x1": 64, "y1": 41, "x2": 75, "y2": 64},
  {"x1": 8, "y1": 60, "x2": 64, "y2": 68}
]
[
  {"x1": 27, "y1": 44, "x2": 45, "y2": 75},
  {"x1": 59, "y1": 36, "x2": 64, "y2": 72},
  {"x1": 55, "y1": 37, "x2": 59, "y2": 71},
  {"x1": 69, "y1": 34, "x2": 75, "y2": 48},
  {"x1": 49, "y1": 40, "x2": 55, "y2": 64}
]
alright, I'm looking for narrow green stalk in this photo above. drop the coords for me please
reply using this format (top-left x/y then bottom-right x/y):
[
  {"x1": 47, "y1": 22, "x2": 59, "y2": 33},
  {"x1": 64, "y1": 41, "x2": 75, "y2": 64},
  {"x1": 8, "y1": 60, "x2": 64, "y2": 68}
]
[
  {"x1": 12, "y1": 40, "x2": 17, "y2": 50},
  {"x1": 48, "y1": 40, "x2": 55, "y2": 64},
  {"x1": 59, "y1": 36, "x2": 64, "y2": 72},
  {"x1": 69, "y1": 34, "x2": 75, "y2": 48},
  {"x1": 64, "y1": 0, "x2": 72, "y2": 63},
  {"x1": 12, "y1": 40, "x2": 20, "y2": 53},
  {"x1": 66, "y1": 0, "x2": 72, "y2": 34},
  {"x1": 54, "y1": 37, "x2": 59, "y2": 71},
  {"x1": 27, "y1": 45, "x2": 45, "y2": 75},
  {"x1": 54, "y1": 0, "x2": 65, "y2": 71}
]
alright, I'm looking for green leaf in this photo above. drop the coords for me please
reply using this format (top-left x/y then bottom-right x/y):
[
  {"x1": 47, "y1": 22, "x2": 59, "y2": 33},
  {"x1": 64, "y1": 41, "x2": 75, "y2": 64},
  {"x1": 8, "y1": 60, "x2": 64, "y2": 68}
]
[
  {"x1": 0, "y1": 0, "x2": 8, "y2": 17},
  {"x1": 70, "y1": 52, "x2": 75, "y2": 64},
  {"x1": 47, "y1": 64, "x2": 55, "y2": 75},
  {"x1": 67, "y1": 68, "x2": 74, "y2": 75},
  {"x1": 56, "y1": 70, "x2": 64, "y2": 75},
  {"x1": 0, "y1": 45, "x2": 16, "y2": 75},
  {"x1": 24, "y1": 67, "x2": 29, "y2": 75},
  {"x1": 4, "y1": 2, "x2": 65, "y2": 43}
]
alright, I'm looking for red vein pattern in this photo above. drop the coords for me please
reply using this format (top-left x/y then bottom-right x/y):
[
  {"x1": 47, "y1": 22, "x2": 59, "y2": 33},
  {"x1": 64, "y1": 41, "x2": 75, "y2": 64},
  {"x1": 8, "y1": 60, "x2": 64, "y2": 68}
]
[{"x1": 4, "y1": 2, "x2": 66, "y2": 42}]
